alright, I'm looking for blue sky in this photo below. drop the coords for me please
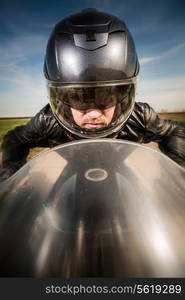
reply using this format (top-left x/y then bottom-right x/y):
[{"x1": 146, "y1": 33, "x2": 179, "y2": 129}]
[{"x1": 0, "y1": 0, "x2": 185, "y2": 117}]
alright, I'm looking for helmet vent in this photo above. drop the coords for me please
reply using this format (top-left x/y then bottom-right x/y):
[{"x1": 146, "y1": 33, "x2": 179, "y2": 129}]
[
  {"x1": 73, "y1": 32, "x2": 108, "y2": 50},
  {"x1": 86, "y1": 31, "x2": 96, "y2": 41}
]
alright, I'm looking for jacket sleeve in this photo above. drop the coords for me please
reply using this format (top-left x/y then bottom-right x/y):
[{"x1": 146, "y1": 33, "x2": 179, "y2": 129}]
[
  {"x1": 1, "y1": 106, "x2": 49, "y2": 175},
  {"x1": 142, "y1": 103, "x2": 185, "y2": 168}
]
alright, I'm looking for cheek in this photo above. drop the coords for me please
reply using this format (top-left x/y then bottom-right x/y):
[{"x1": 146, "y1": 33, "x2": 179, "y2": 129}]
[
  {"x1": 104, "y1": 106, "x2": 116, "y2": 119},
  {"x1": 71, "y1": 108, "x2": 84, "y2": 125}
]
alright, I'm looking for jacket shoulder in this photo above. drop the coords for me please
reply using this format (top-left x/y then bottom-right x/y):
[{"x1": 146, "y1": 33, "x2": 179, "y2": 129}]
[
  {"x1": 127, "y1": 102, "x2": 147, "y2": 127},
  {"x1": 129, "y1": 101, "x2": 159, "y2": 126},
  {"x1": 132, "y1": 101, "x2": 151, "y2": 116},
  {"x1": 39, "y1": 104, "x2": 53, "y2": 116},
  {"x1": 3, "y1": 104, "x2": 60, "y2": 145},
  {"x1": 37, "y1": 104, "x2": 58, "y2": 130}
]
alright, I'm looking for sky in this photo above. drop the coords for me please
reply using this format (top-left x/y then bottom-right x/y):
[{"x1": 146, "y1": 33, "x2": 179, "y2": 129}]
[{"x1": 0, "y1": 0, "x2": 185, "y2": 117}]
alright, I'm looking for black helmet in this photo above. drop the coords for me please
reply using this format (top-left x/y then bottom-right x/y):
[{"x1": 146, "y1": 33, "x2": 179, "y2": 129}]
[{"x1": 44, "y1": 8, "x2": 139, "y2": 138}]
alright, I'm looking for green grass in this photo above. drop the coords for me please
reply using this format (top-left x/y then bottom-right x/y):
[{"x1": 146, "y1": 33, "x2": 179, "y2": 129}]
[
  {"x1": 0, "y1": 118, "x2": 30, "y2": 142},
  {"x1": 0, "y1": 118, "x2": 45, "y2": 161},
  {"x1": 172, "y1": 120, "x2": 185, "y2": 128}
]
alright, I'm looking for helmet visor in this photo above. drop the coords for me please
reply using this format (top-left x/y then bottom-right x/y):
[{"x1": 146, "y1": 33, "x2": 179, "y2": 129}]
[{"x1": 48, "y1": 83, "x2": 135, "y2": 138}]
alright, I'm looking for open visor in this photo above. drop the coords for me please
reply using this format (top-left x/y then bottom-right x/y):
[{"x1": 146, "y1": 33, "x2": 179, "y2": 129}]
[{"x1": 48, "y1": 82, "x2": 135, "y2": 138}]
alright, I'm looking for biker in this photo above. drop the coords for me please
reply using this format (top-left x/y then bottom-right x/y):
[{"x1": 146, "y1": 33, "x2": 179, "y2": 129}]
[{"x1": 1, "y1": 8, "x2": 185, "y2": 180}]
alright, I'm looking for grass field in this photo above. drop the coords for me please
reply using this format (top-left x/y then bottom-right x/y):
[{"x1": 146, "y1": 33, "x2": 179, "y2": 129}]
[
  {"x1": 160, "y1": 113, "x2": 185, "y2": 127},
  {"x1": 0, "y1": 118, "x2": 30, "y2": 142},
  {"x1": 0, "y1": 118, "x2": 44, "y2": 161}
]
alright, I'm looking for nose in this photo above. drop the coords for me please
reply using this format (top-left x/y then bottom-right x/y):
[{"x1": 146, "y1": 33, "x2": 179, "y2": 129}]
[{"x1": 85, "y1": 109, "x2": 102, "y2": 118}]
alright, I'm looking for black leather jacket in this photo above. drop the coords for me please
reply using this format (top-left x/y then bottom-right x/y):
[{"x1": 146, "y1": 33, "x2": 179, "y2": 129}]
[{"x1": 2, "y1": 102, "x2": 185, "y2": 176}]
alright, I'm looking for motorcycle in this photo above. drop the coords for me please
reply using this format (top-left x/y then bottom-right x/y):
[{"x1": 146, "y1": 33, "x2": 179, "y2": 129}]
[{"x1": 0, "y1": 139, "x2": 185, "y2": 277}]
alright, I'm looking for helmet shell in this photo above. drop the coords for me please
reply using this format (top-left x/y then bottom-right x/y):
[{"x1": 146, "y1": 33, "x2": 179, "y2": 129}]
[{"x1": 44, "y1": 8, "x2": 139, "y2": 83}]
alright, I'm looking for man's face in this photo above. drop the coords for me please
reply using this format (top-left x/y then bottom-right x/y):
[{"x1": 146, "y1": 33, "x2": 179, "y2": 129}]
[{"x1": 71, "y1": 105, "x2": 116, "y2": 129}]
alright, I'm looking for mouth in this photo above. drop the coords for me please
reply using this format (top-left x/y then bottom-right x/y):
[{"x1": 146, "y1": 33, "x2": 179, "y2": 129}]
[{"x1": 83, "y1": 123, "x2": 106, "y2": 129}]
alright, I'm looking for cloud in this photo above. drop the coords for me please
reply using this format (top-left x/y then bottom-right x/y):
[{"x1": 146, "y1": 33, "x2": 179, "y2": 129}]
[
  {"x1": 0, "y1": 70, "x2": 47, "y2": 117},
  {"x1": 139, "y1": 75, "x2": 185, "y2": 92},
  {"x1": 0, "y1": 30, "x2": 48, "y2": 116},
  {"x1": 137, "y1": 75, "x2": 185, "y2": 112},
  {"x1": 139, "y1": 57, "x2": 156, "y2": 64},
  {"x1": 0, "y1": 56, "x2": 47, "y2": 117},
  {"x1": 139, "y1": 43, "x2": 185, "y2": 65},
  {"x1": 137, "y1": 89, "x2": 185, "y2": 112}
]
